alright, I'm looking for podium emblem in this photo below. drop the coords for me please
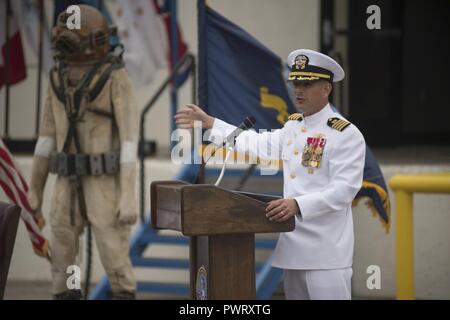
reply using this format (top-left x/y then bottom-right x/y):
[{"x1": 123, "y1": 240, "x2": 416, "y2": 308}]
[{"x1": 196, "y1": 265, "x2": 208, "y2": 300}]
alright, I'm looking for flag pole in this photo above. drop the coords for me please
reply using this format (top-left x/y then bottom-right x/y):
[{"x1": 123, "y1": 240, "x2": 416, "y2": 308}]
[
  {"x1": 4, "y1": 0, "x2": 11, "y2": 138},
  {"x1": 197, "y1": 0, "x2": 207, "y2": 185},
  {"x1": 197, "y1": 0, "x2": 207, "y2": 113},
  {"x1": 35, "y1": 0, "x2": 44, "y2": 136},
  {"x1": 188, "y1": 1, "x2": 206, "y2": 299},
  {"x1": 169, "y1": 0, "x2": 178, "y2": 150}
]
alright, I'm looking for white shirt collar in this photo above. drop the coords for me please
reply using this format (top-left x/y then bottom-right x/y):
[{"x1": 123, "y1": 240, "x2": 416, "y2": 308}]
[{"x1": 303, "y1": 103, "x2": 333, "y2": 127}]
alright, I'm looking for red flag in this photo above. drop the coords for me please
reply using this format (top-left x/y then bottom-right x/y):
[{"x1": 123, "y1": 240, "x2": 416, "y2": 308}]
[
  {"x1": 0, "y1": 0, "x2": 27, "y2": 88},
  {"x1": 0, "y1": 139, "x2": 50, "y2": 260},
  {"x1": 153, "y1": 0, "x2": 188, "y2": 68},
  {"x1": 153, "y1": 0, "x2": 190, "y2": 87}
]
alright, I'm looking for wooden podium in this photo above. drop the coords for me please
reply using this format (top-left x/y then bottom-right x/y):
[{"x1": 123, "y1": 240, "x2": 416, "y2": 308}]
[{"x1": 151, "y1": 181, "x2": 294, "y2": 300}]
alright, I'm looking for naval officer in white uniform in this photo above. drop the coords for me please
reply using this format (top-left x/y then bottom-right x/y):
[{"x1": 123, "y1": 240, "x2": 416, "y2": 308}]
[{"x1": 175, "y1": 49, "x2": 366, "y2": 300}]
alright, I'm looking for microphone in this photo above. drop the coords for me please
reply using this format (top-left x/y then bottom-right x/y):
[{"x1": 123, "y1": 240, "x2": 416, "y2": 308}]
[
  {"x1": 225, "y1": 116, "x2": 256, "y2": 146},
  {"x1": 193, "y1": 116, "x2": 256, "y2": 184}
]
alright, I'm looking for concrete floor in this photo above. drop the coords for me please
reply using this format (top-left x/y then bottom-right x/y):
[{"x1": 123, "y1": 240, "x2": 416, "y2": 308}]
[
  {"x1": 3, "y1": 280, "x2": 286, "y2": 300},
  {"x1": 3, "y1": 280, "x2": 190, "y2": 300},
  {"x1": 3, "y1": 280, "x2": 54, "y2": 300}
]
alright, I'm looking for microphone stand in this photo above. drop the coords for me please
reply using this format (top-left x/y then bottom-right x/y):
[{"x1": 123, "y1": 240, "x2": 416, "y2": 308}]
[
  {"x1": 214, "y1": 144, "x2": 234, "y2": 187},
  {"x1": 194, "y1": 116, "x2": 256, "y2": 186}
]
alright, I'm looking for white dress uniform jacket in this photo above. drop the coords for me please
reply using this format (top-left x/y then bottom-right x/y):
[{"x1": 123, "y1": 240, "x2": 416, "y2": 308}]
[{"x1": 207, "y1": 104, "x2": 366, "y2": 270}]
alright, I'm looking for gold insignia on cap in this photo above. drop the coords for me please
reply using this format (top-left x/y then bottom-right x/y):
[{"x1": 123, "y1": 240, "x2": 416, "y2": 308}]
[
  {"x1": 327, "y1": 117, "x2": 351, "y2": 131},
  {"x1": 288, "y1": 113, "x2": 303, "y2": 121},
  {"x1": 294, "y1": 55, "x2": 309, "y2": 70},
  {"x1": 287, "y1": 71, "x2": 332, "y2": 82}
]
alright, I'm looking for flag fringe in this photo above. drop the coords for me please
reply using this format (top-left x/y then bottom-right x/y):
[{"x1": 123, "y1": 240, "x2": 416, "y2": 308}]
[{"x1": 353, "y1": 179, "x2": 392, "y2": 234}]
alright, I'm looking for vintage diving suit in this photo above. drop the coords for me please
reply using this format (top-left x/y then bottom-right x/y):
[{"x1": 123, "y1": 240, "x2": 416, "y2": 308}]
[{"x1": 27, "y1": 5, "x2": 137, "y2": 299}]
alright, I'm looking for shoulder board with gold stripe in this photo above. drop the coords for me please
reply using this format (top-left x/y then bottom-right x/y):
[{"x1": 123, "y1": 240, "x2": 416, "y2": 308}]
[
  {"x1": 327, "y1": 117, "x2": 351, "y2": 131},
  {"x1": 287, "y1": 113, "x2": 303, "y2": 121}
]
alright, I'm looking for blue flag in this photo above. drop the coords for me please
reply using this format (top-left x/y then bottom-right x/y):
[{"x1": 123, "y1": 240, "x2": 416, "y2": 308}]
[
  {"x1": 198, "y1": 3, "x2": 390, "y2": 232},
  {"x1": 198, "y1": 3, "x2": 297, "y2": 130},
  {"x1": 355, "y1": 147, "x2": 391, "y2": 232}
]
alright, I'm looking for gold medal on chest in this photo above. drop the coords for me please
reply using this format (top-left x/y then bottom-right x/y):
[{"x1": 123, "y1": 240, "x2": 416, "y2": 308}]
[{"x1": 302, "y1": 133, "x2": 326, "y2": 174}]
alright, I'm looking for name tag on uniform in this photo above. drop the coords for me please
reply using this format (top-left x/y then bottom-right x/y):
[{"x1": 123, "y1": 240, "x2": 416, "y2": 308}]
[{"x1": 302, "y1": 135, "x2": 326, "y2": 174}]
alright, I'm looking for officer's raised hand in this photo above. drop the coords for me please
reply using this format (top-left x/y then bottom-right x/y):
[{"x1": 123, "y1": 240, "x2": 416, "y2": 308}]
[
  {"x1": 175, "y1": 104, "x2": 215, "y2": 129},
  {"x1": 266, "y1": 199, "x2": 299, "y2": 222}
]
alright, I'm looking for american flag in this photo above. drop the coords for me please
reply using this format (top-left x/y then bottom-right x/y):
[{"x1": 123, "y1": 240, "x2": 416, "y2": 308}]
[{"x1": 0, "y1": 139, "x2": 50, "y2": 260}]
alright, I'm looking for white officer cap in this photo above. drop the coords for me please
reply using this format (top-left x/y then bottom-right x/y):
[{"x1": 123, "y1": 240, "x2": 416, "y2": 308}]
[{"x1": 287, "y1": 49, "x2": 345, "y2": 83}]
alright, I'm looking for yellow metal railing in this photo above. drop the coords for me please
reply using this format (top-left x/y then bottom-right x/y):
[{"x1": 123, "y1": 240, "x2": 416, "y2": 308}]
[{"x1": 389, "y1": 173, "x2": 450, "y2": 300}]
